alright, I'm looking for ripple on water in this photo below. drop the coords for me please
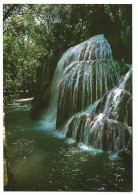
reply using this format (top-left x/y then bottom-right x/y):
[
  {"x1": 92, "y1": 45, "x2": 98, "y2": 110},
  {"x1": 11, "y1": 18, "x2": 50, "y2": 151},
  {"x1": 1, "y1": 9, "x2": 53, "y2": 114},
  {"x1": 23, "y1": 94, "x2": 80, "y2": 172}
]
[{"x1": 5, "y1": 106, "x2": 132, "y2": 191}]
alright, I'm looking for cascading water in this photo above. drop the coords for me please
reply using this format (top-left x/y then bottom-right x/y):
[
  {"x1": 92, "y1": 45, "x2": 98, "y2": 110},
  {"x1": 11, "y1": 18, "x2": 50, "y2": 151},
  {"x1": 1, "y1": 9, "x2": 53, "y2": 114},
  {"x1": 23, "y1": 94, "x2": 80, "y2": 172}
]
[
  {"x1": 55, "y1": 35, "x2": 121, "y2": 127},
  {"x1": 42, "y1": 35, "x2": 120, "y2": 125},
  {"x1": 65, "y1": 69, "x2": 132, "y2": 152},
  {"x1": 37, "y1": 34, "x2": 132, "y2": 153},
  {"x1": 102, "y1": 68, "x2": 132, "y2": 124},
  {"x1": 44, "y1": 35, "x2": 116, "y2": 124},
  {"x1": 56, "y1": 59, "x2": 120, "y2": 128}
]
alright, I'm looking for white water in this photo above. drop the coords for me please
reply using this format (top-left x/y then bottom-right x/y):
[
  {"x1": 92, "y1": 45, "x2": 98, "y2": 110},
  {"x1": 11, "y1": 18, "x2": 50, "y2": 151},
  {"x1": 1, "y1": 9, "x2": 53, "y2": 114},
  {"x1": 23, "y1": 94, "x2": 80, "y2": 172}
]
[
  {"x1": 43, "y1": 35, "x2": 115, "y2": 126},
  {"x1": 103, "y1": 69, "x2": 132, "y2": 120},
  {"x1": 56, "y1": 36, "x2": 120, "y2": 127},
  {"x1": 64, "y1": 69, "x2": 132, "y2": 152}
]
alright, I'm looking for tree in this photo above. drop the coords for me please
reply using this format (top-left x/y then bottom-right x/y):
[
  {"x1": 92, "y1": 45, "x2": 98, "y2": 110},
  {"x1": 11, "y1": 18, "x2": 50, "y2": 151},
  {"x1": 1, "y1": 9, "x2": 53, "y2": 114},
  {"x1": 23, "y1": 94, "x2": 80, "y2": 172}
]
[{"x1": 3, "y1": 4, "x2": 132, "y2": 96}]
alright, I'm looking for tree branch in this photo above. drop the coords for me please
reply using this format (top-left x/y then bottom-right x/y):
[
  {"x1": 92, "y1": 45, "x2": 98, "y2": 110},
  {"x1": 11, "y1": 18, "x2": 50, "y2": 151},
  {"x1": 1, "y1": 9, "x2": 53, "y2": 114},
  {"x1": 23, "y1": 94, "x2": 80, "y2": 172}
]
[{"x1": 3, "y1": 4, "x2": 18, "y2": 22}]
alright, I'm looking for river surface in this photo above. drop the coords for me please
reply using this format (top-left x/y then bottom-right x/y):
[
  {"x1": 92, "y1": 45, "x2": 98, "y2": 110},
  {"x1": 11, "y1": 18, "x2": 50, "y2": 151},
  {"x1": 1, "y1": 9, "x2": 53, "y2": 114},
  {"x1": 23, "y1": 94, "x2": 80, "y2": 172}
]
[{"x1": 4, "y1": 105, "x2": 132, "y2": 191}]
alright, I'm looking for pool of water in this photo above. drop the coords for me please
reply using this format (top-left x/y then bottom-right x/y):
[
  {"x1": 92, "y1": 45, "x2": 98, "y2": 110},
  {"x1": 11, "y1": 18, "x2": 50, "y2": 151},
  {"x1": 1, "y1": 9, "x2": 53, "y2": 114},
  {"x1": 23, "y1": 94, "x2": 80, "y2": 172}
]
[{"x1": 4, "y1": 105, "x2": 132, "y2": 191}]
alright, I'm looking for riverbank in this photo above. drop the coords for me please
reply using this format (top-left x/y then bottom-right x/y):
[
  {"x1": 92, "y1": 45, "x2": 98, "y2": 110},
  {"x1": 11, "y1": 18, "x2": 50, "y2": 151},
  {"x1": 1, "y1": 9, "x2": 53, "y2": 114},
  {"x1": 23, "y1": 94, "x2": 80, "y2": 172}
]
[{"x1": 3, "y1": 94, "x2": 34, "y2": 105}]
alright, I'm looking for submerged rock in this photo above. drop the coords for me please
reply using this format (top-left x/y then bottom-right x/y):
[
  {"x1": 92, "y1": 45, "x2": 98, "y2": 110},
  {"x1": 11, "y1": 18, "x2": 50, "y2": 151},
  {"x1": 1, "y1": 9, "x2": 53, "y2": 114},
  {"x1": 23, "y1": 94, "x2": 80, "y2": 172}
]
[{"x1": 118, "y1": 149, "x2": 132, "y2": 164}]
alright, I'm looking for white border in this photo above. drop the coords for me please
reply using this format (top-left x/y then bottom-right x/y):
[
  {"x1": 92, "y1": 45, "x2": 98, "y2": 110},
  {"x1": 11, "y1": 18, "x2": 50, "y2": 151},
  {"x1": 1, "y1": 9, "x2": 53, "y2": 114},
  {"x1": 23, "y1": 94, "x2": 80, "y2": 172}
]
[
  {"x1": 1, "y1": 1, "x2": 138, "y2": 195},
  {"x1": 0, "y1": 0, "x2": 137, "y2": 4}
]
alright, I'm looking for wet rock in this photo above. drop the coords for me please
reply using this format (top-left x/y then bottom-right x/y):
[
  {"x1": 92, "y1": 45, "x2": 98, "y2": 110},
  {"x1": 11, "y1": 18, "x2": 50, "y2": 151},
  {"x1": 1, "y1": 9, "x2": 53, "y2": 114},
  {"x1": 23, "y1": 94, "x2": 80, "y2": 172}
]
[{"x1": 65, "y1": 113, "x2": 132, "y2": 152}]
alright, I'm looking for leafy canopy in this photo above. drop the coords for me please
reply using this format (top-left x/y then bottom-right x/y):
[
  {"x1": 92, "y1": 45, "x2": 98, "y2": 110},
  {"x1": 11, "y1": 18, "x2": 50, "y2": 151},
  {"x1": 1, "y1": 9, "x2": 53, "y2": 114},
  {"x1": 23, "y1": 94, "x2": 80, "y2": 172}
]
[{"x1": 3, "y1": 4, "x2": 132, "y2": 95}]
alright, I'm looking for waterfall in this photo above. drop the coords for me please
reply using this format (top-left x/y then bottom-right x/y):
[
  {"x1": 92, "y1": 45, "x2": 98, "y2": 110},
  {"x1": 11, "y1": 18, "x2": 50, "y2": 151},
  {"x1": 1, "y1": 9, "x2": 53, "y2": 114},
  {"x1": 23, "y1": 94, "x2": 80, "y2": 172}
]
[
  {"x1": 43, "y1": 34, "x2": 118, "y2": 124},
  {"x1": 55, "y1": 35, "x2": 120, "y2": 127},
  {"x1": 37, "y1": 34, "x2": 132, "y2": 153},
  {"x1": 65, "y1": 70, "x2": 132, "y2": 152},
  {"x1": 56, "y1": 59, "x2": 120, "y2": 127},
  {"x1": 103, "y1": 68, "x2": 132, "y2": 124}
]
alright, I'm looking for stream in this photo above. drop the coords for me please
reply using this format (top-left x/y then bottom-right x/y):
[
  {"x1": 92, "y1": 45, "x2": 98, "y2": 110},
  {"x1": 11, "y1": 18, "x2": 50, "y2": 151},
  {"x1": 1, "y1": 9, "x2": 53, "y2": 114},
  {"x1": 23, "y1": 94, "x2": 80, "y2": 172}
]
[{"x1": 4, "y1": 103, "x2": 132, "y2": 191}]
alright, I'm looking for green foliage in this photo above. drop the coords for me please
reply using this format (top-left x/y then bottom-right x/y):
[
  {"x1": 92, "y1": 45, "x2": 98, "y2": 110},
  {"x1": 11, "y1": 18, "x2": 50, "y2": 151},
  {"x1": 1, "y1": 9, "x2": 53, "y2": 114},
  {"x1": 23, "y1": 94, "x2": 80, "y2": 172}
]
[{"x1": 3, "y1": 4, "x2": 132, "y2": 95}]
